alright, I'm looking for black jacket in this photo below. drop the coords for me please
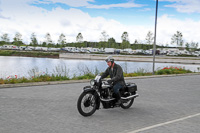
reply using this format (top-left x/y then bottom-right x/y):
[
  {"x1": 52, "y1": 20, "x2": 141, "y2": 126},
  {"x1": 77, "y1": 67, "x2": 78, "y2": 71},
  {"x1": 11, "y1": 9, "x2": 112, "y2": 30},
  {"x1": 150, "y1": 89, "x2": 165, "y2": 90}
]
[{"x1": 101, "y1": 63, "x2": 125, "y2": 86}]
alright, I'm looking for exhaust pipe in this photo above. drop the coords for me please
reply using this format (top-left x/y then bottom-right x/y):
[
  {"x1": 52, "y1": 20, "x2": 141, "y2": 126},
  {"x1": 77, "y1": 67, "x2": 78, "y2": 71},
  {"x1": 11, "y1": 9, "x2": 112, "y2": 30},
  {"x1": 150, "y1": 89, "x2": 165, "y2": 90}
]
[
  {"x1": 121, "y1": 93, "x2": 139, "y2": 100},
  {"x1": 100, "y1": 93, "x2": 139, "y2": 102},
  {"x1": 100, "y1": 97, "x2": 115, "y2": 102}
]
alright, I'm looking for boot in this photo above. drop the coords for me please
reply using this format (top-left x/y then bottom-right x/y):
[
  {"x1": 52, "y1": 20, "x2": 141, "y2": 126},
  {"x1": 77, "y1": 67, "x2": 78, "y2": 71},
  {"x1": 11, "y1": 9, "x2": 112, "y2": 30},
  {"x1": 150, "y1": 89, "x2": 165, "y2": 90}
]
[{"x1": 115, "y1": 93, "x2": 121, "y2": 105}]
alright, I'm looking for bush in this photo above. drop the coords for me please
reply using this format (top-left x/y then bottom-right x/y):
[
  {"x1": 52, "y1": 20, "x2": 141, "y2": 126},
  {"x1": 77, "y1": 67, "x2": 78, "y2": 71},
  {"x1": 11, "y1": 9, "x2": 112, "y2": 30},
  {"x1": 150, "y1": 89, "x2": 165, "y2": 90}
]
[
  {"x1": 156, "y1": 66, "x2": 192, "y2": 75},
  {"x1": 0, "y1": 78, "x2": 5, "y2": 84},
  {"x1": 124, "y1": 68, "x2": 152, "y2": 77},
  {"x1": 72, "y1": 73, "x2": 95, "y2": 80}
]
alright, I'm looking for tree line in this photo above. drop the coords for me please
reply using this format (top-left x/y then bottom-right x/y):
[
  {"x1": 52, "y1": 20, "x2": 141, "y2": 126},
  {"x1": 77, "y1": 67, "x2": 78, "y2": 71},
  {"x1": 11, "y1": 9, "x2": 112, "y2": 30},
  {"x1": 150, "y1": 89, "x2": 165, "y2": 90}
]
[{"x1": 0, "y1": 31, "x2": 199, "y2": 51}]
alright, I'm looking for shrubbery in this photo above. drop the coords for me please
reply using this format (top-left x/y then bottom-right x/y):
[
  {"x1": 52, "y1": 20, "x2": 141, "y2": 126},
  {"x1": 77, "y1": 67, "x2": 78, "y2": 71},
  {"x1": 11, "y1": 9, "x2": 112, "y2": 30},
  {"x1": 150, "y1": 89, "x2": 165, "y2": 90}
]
[
  {"x1": 155, "y1": 66, "x2": 192, "y2": 75},
  {"x1": 0, "y1": 66, "x2": 194, "y2": 84}
]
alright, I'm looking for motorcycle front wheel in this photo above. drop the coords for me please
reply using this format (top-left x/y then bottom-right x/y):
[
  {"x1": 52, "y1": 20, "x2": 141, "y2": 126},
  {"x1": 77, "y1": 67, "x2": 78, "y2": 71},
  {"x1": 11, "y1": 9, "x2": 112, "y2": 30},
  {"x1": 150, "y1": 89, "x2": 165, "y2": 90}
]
[{"x1": 77, "y1": 92, "x2": 97, "y2": 116}]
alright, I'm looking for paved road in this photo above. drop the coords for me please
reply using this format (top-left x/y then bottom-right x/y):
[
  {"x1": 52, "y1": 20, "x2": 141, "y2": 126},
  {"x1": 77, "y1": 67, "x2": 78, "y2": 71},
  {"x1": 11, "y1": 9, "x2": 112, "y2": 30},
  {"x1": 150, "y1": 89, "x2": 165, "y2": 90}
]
[{"x1": 0, "y1": 75, "x2": 200, "y2": 133}]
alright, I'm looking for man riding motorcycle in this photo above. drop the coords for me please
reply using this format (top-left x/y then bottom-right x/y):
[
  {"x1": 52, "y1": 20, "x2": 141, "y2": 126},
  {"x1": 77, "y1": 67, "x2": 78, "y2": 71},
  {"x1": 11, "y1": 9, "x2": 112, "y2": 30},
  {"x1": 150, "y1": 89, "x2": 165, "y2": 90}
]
[{"x1": 101, "y1": 55, "x2": 125, "y2": 105}]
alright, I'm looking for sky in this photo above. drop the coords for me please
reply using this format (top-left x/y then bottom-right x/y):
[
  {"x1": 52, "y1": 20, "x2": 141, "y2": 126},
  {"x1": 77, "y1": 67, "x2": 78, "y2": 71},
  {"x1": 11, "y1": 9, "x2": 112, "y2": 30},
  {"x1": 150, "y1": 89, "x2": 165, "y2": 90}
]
[{"x1": 0, "y1": 0, "x2": 200, "y2": 47}]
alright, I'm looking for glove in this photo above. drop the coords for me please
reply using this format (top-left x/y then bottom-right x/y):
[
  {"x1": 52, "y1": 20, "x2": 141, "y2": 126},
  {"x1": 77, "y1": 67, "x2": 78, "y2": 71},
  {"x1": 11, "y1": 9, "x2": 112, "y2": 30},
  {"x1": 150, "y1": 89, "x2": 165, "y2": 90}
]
[{"x1": 107, "y1": 80, "x2": 112, "y2": 84}]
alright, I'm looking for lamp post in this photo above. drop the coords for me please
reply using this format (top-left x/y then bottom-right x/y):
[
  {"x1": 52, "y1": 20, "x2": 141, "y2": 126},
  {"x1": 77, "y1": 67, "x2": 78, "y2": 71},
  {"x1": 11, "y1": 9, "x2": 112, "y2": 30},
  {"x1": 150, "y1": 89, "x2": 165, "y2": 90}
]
[{"x1": 153, "y1": 0, "x2": 158, "y2": 74}]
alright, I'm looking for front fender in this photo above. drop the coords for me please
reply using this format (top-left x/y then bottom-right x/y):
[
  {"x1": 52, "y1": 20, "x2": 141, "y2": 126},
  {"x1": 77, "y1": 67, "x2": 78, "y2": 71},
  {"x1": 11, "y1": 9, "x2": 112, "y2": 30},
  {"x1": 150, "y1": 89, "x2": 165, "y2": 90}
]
[
  {"x1": 82, "y1": 86, "x2": 100, "y2": 110},
  {"x1": 83, "y1": 86, "x2": 95, "y2": 93}
]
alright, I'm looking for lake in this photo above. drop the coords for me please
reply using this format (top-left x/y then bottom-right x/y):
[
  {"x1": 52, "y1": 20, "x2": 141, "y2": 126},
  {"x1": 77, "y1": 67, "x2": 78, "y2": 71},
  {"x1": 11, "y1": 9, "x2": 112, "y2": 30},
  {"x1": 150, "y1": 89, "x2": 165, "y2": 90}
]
[{"x1": 0, "y1": 56, "x2": 199, "y2": 79}]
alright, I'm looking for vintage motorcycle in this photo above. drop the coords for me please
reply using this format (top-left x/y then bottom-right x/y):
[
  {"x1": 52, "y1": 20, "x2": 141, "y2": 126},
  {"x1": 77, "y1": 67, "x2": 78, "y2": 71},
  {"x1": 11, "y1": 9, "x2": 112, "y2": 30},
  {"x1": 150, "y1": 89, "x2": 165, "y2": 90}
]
[{"x1": 77, "y1": 75, "x2": 139, "y2": 116}]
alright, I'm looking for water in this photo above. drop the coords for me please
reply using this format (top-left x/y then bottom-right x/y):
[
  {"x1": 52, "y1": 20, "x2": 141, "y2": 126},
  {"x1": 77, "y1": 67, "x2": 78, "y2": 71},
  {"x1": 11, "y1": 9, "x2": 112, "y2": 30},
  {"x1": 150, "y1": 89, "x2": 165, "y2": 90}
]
[{"x1": 0, "y1": 56, "x2": 199, "y2": 79}]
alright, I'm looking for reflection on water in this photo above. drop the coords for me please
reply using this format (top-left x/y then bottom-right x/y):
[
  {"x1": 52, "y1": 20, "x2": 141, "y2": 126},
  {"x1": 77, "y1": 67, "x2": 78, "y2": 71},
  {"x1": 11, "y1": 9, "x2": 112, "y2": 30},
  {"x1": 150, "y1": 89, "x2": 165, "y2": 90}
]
[{"x1": 0, "y1": 56, "x2": 199, "y2": 79}]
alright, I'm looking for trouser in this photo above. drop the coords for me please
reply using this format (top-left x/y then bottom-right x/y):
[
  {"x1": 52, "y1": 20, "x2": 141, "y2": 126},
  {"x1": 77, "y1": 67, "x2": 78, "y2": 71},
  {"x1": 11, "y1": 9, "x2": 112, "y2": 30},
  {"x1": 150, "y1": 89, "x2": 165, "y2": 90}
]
[{"x1": 113, "y1": 83, "x2": 123, "y2": 100}]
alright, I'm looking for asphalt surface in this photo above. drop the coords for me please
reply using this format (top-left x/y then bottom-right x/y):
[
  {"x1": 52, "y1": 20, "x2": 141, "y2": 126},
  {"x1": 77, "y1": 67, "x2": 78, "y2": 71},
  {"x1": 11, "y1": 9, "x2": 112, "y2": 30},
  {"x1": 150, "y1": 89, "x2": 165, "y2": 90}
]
[{"x1": 0, "y1": 74, "x2": 200, "y2": 133}]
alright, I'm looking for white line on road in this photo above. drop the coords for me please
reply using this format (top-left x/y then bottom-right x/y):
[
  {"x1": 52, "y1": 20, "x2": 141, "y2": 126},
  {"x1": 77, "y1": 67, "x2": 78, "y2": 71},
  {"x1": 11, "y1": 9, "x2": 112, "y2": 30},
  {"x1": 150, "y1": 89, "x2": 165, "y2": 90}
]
[{"x1": 127, "y1": 113, "x2": 200, "y2": 133}]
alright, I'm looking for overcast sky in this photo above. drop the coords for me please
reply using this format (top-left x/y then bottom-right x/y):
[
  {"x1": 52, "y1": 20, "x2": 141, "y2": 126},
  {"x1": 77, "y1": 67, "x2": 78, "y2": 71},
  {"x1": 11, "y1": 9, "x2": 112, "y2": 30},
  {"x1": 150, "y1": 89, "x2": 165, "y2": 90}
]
[{"x1": 0, "y1": 0, "x2": 200, "y2": 47}]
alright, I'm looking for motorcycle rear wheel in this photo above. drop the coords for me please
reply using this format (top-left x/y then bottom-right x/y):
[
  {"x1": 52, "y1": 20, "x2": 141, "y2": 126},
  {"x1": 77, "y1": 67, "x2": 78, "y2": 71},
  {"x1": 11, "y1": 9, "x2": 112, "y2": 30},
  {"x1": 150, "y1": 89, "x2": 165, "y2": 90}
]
[
  {"x1": 120, "y1": 98, "x2": 134, "y2": 109},
  {"x1": 77, "y1": 92, "x2": 97, "y2": 116}
]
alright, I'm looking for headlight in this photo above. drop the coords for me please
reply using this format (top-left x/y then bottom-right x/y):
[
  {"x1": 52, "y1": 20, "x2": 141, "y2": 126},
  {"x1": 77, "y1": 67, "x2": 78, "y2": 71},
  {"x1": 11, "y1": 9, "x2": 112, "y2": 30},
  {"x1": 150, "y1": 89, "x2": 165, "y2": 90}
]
[{"x1": 90, "y1": 79, "x2": 95, "y2": 86}]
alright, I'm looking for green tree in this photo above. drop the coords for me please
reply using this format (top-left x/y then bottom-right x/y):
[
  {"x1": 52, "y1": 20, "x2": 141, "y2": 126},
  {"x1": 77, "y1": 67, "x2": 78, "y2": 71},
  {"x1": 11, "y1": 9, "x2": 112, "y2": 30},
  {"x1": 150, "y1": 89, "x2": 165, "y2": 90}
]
[
  {"x1": 100, "y1": 31, "x2": 109, "y2": 42},
  {"x1": 145, "y1": 31, "x2": 154, "y2": 45},
  {"x1": 13, "y1": 32, "x2": 23, "y2": 46},
  {"x1": 134, "y1": 39, "x2": 138, "y2": 44},
  {"x1": 121, "y1": 31, "x2": 130, "y2": 49},
  {"x1": 1, "y1": 33, "x2": 10, "y2": 43},
  {"x1": 45, "y1": 33, "x2": 53, "y2": 46},
  {"x1": 171, "y1": 31, "x2": 183, "y2": 47},
  {"x1": 76, "y1": 33, "x2": 83, "y2": 43},
  {"x1": 58, "y1": 33, "x2": 66, "y2": 46},
  {"x1": 99, "y1": 31, "x2": 109, "y2": 48},
  {"x1": 30, "y1": 33, "x2": 38, "y2": 46},
  {"x1": 185, "y1": 42, "x2": 190, "y2": 51},
  {"x1": 108, "y1": 37, "x2": 116, "y2": 48},
  {"x1": 185, "y1": 41, "x2": 199, "y2": 51},
  {"x1": 190, "y1": 41, "x2": 198, "y2": 50}
]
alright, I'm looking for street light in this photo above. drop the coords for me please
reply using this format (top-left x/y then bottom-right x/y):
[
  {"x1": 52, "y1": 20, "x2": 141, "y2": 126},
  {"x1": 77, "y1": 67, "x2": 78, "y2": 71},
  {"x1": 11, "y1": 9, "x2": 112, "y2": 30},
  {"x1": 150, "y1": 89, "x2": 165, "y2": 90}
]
[{"x1": 153, "y1": 0, "x2": 158, "y2": 74}]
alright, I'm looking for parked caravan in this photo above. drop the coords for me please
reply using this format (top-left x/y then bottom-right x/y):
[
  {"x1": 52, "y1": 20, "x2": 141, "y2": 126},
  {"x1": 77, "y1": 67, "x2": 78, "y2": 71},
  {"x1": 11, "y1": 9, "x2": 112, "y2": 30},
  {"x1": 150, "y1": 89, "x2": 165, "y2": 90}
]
[
  {"x1": 48, "y1": 48, "x2": 60, "y2": 52},
  {"x1": 2, "y1": 45, "x2": 19, "y2": 50},
  {"x1": 26, "y1": 46, "x2": 35, "y2": 51},
  {"x1": 19, "y1": 46, "x2": 26, "y2": 50},
  {"x1": 104, "y1": 48, "x2": 115, "y2": 54}
]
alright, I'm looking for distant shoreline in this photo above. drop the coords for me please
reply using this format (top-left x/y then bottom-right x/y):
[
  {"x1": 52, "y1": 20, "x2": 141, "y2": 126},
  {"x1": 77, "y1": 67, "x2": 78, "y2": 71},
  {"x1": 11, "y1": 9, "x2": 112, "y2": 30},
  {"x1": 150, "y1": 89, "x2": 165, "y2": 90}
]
[
  {"x1": 59, "y1": 53, "x2": 200, "y2": 65},
  {"x1": 0, "y1": 50, "x2": 200, "y2": 64},
  {"x1": 0, "y1": 50, "x2": 59, "y2": 58}
]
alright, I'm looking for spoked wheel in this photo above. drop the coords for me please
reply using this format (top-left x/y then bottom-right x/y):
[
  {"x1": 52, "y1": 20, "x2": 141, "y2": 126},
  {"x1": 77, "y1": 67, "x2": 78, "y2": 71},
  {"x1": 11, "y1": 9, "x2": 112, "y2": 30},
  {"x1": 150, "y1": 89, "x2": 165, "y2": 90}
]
[
  {"x1": 120, "y1": 98, "x2": 134, "y2": 109},
  {"x1": 120, "y1": 92, "x2": 135, "y2": 109},
  {"x1": 77, "y1": 92, "x2": 97, "y2": 116}
]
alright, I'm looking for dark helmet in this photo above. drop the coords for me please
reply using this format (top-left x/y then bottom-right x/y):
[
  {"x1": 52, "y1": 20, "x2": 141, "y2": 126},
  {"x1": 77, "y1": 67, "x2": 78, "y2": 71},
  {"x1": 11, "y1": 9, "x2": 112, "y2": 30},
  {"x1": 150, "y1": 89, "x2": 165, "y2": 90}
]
[{"x1": 105, "y1": 55, "x2": 114, "y2": 63}]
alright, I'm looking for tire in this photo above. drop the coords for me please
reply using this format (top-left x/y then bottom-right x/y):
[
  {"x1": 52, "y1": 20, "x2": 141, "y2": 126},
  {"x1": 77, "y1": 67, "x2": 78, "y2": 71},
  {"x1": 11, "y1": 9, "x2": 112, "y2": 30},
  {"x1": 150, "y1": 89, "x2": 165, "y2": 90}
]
[
  {"x1": 77, "y1": 92, "x2": 97, "y2": 116},
  {"x1": 120, "y1": 98, "x2": 134, "y2": 109}
]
